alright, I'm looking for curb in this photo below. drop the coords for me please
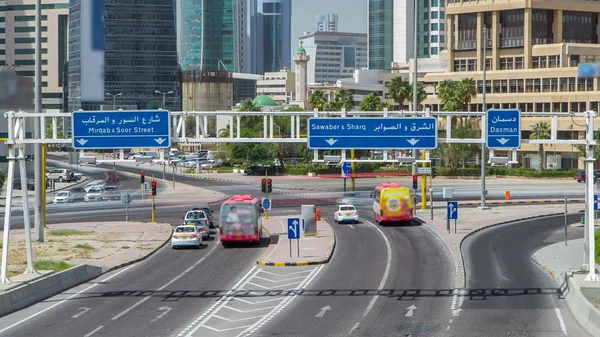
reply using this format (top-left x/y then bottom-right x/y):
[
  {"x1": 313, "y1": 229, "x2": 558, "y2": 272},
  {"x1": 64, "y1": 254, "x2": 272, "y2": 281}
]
[
  {"x1": 256, "y1": 222, "x2": 337, "y2": 267},
  {"x1": 459, "y1": 199, "x2": 584, "y2": 207}
]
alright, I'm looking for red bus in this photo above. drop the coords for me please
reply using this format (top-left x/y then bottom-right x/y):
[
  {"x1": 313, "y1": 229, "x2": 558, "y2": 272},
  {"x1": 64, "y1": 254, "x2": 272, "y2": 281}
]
[
  {"x1": 219, "y1": 195, "x2": 263, "y2": 247},
  {"x1": 371, "y1": 183, "x2": 413, "y2": 224}
]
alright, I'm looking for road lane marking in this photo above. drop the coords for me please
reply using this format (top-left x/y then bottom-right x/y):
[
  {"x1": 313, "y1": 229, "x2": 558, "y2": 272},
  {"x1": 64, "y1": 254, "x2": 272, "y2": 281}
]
[
  {"x1": 151, "y1": 306, "x2": 172, "y2": 323},
  {"x1": 71, "y1": 307, "x2": 91, "y2": 318},
  {"x1": 111, "y1": 241, "x2": 220, "y2": 320},
  {"x1": 348, "y1": 322, "x2": 360, "y2": 335},
  {"x1": 83, "y1": 325, "x2": 104, "y2": 337},
  {"x1": 0, "y1": 265, "x2": 134, "y2": 336},
  {"x1": 554, "y1": 308, "x2": 568, "y2": 335},
  {"x1": 362, "y1": 219, "x2": 392, "y2": 317}
]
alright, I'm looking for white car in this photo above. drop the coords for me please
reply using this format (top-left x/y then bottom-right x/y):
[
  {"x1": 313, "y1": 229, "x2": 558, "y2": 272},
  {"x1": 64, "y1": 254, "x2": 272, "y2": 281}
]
[
  {"x1": 84, "y1": 187, "x2": 105, "y2": 202},
  {"x1": 334, "y1": 204, "x2": 359, "y2": 224},
  {"x1": 184, "y1": 220, "x2": 210, "y2": 239},
  {"x1": 171, "y1": 225, "x2": 202, "y2": 249},
  {"x1": 182, "y1": 210, "x2": 208, "y2": 225},
  {"x1": 53, "y1": 191, "x2": 74, "y2": 204}
]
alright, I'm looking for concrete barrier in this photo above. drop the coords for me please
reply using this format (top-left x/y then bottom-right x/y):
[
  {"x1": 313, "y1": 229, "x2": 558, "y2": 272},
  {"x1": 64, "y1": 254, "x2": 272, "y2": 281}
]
[
  {"x1": 0, "y1": 265, "x2": 103, "y2": 318},
  {"x1": 561, "y1": 272, "x2": 600, "y2": 337}
]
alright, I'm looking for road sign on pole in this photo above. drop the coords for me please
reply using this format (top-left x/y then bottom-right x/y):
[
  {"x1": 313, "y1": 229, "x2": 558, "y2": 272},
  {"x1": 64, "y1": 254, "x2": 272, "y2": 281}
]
[
  {"x1": 288, "y1": 218, "x2": 300, "y2": 240},
  {"x1": 262, "y1": 198, "x2": 272, "y2": 211},
  {"x1": 447, "y1": 202, "x2": 458, "y2": 220},
  {"x1": 595, "y1": 195, "x2": 598, "y2": 211},
  {"x1": 486, "y1": 109, "x2": 521, "y2": 149},
  {"x1": 341, "y1": 162, "x2": 352, "y2": 178},
  {"x1": 72, "y1": 110, "x2": 171, "y2": 149},
  {"x1": 307, "y1": 117, "x2": 437, "y2": 150}
]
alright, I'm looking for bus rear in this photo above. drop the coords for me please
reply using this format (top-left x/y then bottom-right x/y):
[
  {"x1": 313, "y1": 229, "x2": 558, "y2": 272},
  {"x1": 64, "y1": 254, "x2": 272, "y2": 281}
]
[
  {"x1": 373, "y1": 183, "x2": 413, "y2": 224},
  {"x1": 219, "y1": 195, "x2": 263, "y2": 246}
]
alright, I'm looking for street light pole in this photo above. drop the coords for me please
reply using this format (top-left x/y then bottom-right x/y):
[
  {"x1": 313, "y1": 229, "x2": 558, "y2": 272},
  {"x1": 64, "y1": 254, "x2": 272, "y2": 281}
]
[
  {"x1": 155, "y1": 90, "x2": 174, "y2": 109},
  {"x1": 105, "y1": 92, "x2": 122, "y2": 109},
  {"x1": 411, "y1": 0, "x2": 419, "y2": 178},
  {"x1": 480, "y1": 27, "x2": 488, "y2": 209}
]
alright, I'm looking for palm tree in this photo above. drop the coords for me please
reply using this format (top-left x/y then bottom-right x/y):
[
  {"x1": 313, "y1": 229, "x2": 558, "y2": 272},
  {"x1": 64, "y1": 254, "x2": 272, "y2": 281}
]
[
  {"x1": 458, "y1": 78, "x2": 477, "y2": 110},
  {"x1": 238, "y1": 99, "x2": 260, "y2": 112},
  {"x1": 408, "y1": 82, "x2": 427, "y2": 110},
  {"x1": 387, "y1": 77, "x2": 411, "y2": 110},
  {"x1": 530, "y1": 121, "x2": 551, "y2": 172},
  {"x1": 359, "y1": 92, "x2": 382, "y2": 111},
  {"x1": 334, "y1": 89, "x2": 355, "y2": 111},
  {"x1": 308, "y1": 90, "x2": 327, "y2": 111}
]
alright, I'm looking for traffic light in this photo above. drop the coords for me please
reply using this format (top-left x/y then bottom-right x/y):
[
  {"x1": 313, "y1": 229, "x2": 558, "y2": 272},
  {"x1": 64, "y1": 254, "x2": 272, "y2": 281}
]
[
  {"x1": 267, "y1": 178, "x2": 273, "y2": 193},
  {"x1": 140, "y1": 172, "x2": 145, "y2": 184},
  {"x1": 431, "y1": 167, "x2": 437, "y2": 179},
  {"x1": 151, "y1": 181, "x2": 157, "y2": 196},
  {"x1": 261, "y1": 178, "x2": 267, "y2": 193},
  {"x1": 412, "y1": 175, "x2": 418, "y2": 190}
]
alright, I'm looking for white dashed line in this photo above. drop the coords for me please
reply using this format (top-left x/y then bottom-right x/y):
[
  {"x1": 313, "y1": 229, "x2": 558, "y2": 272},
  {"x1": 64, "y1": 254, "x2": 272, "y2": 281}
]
[{"x1": 362, "y1": 219, "x2": 392, "y2": 317}]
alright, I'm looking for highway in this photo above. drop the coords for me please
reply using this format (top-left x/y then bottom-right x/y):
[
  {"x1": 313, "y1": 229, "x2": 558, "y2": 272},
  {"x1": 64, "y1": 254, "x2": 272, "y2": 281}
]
[
  {"x1": 253, "y1": 207, "x2": 455, "y2": 336},
  {"x1": 453, "y1": 213, "x2": 591, "y2": 336}
]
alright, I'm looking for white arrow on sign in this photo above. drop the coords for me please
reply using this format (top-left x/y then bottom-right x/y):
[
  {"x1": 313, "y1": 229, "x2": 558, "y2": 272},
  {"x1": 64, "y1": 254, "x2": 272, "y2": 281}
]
[
  {"x1": 405, "y1": 304, "x2": 417, "y2": 317},
  {"x1": 289, "y1": 220, "x2": 298, "y2": 237},
  {"x1": 315, "y1": 305, "x2": 331, "y2": 317},
  {"x1": 154, "y1": 137, "x2": 167, "y2": 145},
  {"x1": 496, "y1": 138, "x2": 510, "y2": 145},
  {"x1": 151, "y1": 306, "x2": 172, "y2": 322},
  {"x1": 76, "y1": 139, "x2": 88, "y2": 146},
  {"x1": 325, "y1": 138, "x2": 338, "y2": 146},
  {"x1": 407, "y1": 138, "x2": 420, "y2": 146}
]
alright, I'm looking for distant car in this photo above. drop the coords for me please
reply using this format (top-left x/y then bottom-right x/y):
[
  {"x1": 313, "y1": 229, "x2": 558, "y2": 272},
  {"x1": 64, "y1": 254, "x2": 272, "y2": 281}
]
[
  {"x1": 84, "y1": 187, "x2": 105, "y2": 202},
  {"x1": 171, "y1": 225, "x2": 202, "y2": 249},
  {"x1": 101, "y1": 190, "x2": 121, "y2": 201},
  {"x1": 69, "y1": 187, "x2": 86, "y2": 201},
  {"x1": 53, "y1": 191, "x2": 74, "y2": 204},
  {"x1": 13, "y1": 178, "x2": 35, "y2": 191},
  {"x1": 182, "y1": 210, "x2": 208, "y2": 225},
  {"x1": 334, "y1": 204, "x2": 359, "y2": 224},
  {"x1": 574, "y1": 170, "x2": 600, "y2": 183},
  {"x1": 46, "y1": 169, "x2": 73, "y2": 182},
  {"x1": 191, "y1": 205, "x2": 214, "y2": 227},
  {"x1": 185, "y1": 220, "x2": 210, "y2": 239},
  {"x1": 244, "y1": 165, "x2": 276, "y2": 176}
]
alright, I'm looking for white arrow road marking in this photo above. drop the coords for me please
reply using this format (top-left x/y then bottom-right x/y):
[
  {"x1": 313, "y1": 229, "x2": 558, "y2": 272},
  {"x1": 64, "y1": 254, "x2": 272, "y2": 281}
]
[
  {"x1": 71, "y1": 307, "x2": 91, "y2": 318},
  {"x1": 315, "y1": 305, "x2": 331, "y2": 318},
  {"x1": 77, "y1": 139, "x2": 88, "y2": 146},
  {"x1": 405, "y1": 305, "x2": 417, "y2": 317},
  {"x1": 452, "y1": 309, "x2": 462, "y2": 316},
  {"x1": 496, "y1": 138, "x2": 509, "y2": 145},
  {"x1": 325, "y1": 138, "x2": 338, "y2": 146},
  {"x1": 407, "y1": 138, "x2": 420, "y2": 146},
  {"x1": 154, "y1": 137, "x2": 166, "y2": 145},
  {"x1": 151, "y1": 306, "x2": 172, "y2": 322}
]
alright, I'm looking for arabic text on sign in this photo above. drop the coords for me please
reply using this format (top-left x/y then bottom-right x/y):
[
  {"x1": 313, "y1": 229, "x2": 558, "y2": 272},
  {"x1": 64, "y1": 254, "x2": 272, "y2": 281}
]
[{"x1": 491, "y1": 116, "x2": 518, "y2": 124}]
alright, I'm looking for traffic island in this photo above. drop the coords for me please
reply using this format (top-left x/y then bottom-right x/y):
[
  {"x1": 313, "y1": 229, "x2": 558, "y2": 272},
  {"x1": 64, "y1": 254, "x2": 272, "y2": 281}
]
[{"x1": 256, "y1": 216, "x2": 335, "y2": 267}]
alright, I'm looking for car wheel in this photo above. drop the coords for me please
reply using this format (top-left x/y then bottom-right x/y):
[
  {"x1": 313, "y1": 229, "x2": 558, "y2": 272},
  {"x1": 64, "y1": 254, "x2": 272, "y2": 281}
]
[{"x1": 58, "y1": 177, "x2": 64, "y2": 182}]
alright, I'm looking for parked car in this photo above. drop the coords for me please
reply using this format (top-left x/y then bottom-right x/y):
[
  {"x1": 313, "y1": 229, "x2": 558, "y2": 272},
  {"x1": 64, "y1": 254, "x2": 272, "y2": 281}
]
[
  {"x1": 244, "y1": 165, "x2": 277, "y2": 176},
  {"x1": 46, "y1": 169, "x2": 73, "y2": 182},
  {"x1": 53, "y1": 191, "x2": 74, "y2": 204},
  {"x1": 171, "y1": 225, "x2": 202, "y2": 249}
]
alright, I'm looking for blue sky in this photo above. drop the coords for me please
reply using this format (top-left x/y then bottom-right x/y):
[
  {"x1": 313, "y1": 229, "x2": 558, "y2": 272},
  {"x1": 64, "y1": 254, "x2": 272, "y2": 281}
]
[{"x1": 291, "y1": 0, "x2": 367, "y2": 48}]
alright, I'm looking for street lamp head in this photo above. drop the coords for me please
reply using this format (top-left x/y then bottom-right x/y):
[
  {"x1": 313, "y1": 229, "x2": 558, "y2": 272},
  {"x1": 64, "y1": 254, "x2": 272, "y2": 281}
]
[
  {"x1": 105, "y1": 93, "x2": 111, "y2": 96},
  {"x1": 167, "y1": 91, "x2": 174, "y2": 94},
  {"x1": 116, "y1": 93, "x2": 123, "y2": 97},
  {"x1": 155, "y1": 90, "x2": 161, "y2": 94}
]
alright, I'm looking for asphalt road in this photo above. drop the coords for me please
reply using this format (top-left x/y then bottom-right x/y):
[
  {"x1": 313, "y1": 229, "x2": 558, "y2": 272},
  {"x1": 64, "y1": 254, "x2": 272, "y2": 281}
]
[
  {"x1": 454, "y1": 213, "x2": 591, "y2": 337},
  {"x1": 253, "y1": 207, "x2": 455, "y2": 337}
]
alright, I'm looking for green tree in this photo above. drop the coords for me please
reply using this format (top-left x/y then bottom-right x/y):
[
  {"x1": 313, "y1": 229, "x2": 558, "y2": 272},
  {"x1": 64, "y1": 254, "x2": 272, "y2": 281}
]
[
  {"x1": 359, "y1": 92, "x2": 382, "y2": 111},
  {"x1": 238, "y1": 99, "x2": 261, "y2": 112},
  {"x1": 432, "y1": 121, "x2": 479, "y2": 169},
  {"x1": 408, "y1": 82, "x2": 427, "y2": 110},
  {"x1": 308, "y1": 90, "x2": 327, "y2": 111},
  {"x1": 437, "y1": 78, "x2": 477, "y2": 113},
  {"x1": 334, "y1": 89, "x2": 355, "y2": 111},
  {"x1": 529, "y1": 121, "x2": 551, "y2": 171},
  {"x1": 387, "y1": 76, "x2": 411, "y2": 110}
]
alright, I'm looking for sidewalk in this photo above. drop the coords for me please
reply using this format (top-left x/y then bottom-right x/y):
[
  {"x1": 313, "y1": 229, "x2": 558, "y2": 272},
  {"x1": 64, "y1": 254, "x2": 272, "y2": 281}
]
[
  {"x1": 256, "y1": 216, "x2": 335, "y2": 267},
  {"x1": 417, "y1": 202, "x2": 585, "y2": 289}
]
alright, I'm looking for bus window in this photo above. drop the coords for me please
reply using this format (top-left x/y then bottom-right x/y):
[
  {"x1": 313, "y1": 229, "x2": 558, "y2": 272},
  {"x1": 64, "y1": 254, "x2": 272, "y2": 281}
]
[{"x1": 220, "y1": 203, "x2": 259, "y2": 235}]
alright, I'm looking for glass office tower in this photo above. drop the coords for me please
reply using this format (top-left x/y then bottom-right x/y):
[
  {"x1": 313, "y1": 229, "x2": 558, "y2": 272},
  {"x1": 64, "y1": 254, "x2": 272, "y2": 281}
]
[
  {"x1": 251, "y1": 0, "x2": 291, "y2": 74},
  {"x1": 368, "y1": 0, "x2": 393, "y2": 70},
  {"x1": 68, "y1": 0, "x2": 181, "y2": 111}
]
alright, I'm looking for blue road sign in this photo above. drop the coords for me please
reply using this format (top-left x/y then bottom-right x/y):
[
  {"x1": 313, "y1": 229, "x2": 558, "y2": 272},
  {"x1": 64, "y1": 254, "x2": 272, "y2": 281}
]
[
  {"x1": 307, "y1": 117, "x2": 437, "y2": 150},
  {"x1": 486, "y1": 109, "x2": 521, "y2": 149},
  {"x1": 262, "y1": 198, "x2": 271, "y2": 211},
  {"x1": 595, "y1": 195, "x2": 598, "y2": 211},
  {"x1": 72, "y1": 110, "x2": 171, "y2": 150},
  {"x1": 288, "y1": 218, "x2": 300, "y2": 240},
  {"x1": 578, "y1": 63, "x2": 600, "y2": 78},
  {"x1": 341, "y1": 162, "x2": 352, "y2": 178},
  {"x1": 447, "y1": 202, "x2": 458, "y2": 220}
]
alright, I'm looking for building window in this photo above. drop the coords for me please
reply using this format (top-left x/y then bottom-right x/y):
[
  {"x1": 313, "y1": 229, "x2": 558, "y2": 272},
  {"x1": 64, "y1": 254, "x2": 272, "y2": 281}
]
[
  {"x1": 509, "y1": 79, "x2": 524, "y2": 93},
  {"x1": 560, "y1": 78, "x2": 568, "y2": 91},
  {"x1": 439, "y1": 35, "x2": 445, "y2": 43},
  {"x1": 431, "y1": 23, "x2": 438, "y2": 31},
  {"x1": 548, "y1": 55, "x2": 560, "y2": 68},
  {"x1": 14, "y1": 15, "x2": 47, "y2": 21},
  {"x1": 15, "y1": 48, "x2": 48, "y2": 54},
  {"x1": 431, "y1": 11, "x2": 438, "y2": 19},
  {"x1": 15, "y1": 37, "x2": 48, "y2": 43},
  {"x1": 14, "y1": 26, "x2": 47, "y2": 33},
  {"x1": 467, "y1": 59, "x2": 476, "y2": 71},
  {"x1": 431, "y1": 35, "x2": 438, "y2": 43},
  {"x1": 542, "y1": 78, "x2": 551, "y2": 92},
  {"x1": 569, "y1": 55, "x2": 580, "y2": 67},
  {"x1": 440, "y1": 12, "x2": 445, "y2": 19},
  {"x1": 500, "y1": 57, "x2": 514, "y2": 70},
  {"x1": 563, "y1": 11, "x2": 597, "y2": 43},
  {"x1": 431, "y1": 47, "x2": 439, "y2": 55},
  {"x1": 568, "y1": 77, "x2": 576, "y2": 91},
  {"x1": 551, "y1": 78, "x2": 558, "y2": 92},
  {"x1": 485, "y1": 58, "x2": 491, "y2": 71},
  {"x1": 532, "y1": 9, "x2": 553, "y2": 45},
  {"x1": 515, "y1": 57, "x2": 524, "y2": 69},
  {"x1": 526, "y1": 79, "x2": 535, "y2": 92},
  {"x1": 534, "y1": 79, "x2": 541, "y2": 92},
  {"x1": 454, "y1": 59, "x2": 467, "y2": 72},
  {"x1": 500, "y1": 9, "x2": 524, "y2": 47}
]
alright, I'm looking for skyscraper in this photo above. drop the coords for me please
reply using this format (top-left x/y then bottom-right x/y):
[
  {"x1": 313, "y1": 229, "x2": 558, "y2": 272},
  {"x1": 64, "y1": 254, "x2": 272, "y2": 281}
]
[
  {"x1": 316, "y1": 13, "x2": 338, "y2": 32},
  {"x1": 250, "y1": 0, "x2": 292, "y2": 74},
  {"x1": 368, "y1": 0, "x2": 446, "y2": 70},
  {"x1": 68, "y1": 0, "x2": 180, "y2": 111}
]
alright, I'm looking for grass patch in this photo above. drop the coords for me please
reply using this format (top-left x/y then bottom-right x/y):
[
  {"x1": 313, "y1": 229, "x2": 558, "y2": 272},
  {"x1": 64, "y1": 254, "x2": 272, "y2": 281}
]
[
  {"x1": 33, "y1": 259, "x2": 72, "y2": 272},
  {"x1": 121, "y1": 246, "x2": 130, "y2": 249},
  {"x1": 57, "y1": 247, "x2": 68, "y2": 252},
  {"x1": 48, "y1": 229, "x2": 88, "y2": 236},
  {"x1": 74, "y1": 243, "x2": 95, "y2": 250}
]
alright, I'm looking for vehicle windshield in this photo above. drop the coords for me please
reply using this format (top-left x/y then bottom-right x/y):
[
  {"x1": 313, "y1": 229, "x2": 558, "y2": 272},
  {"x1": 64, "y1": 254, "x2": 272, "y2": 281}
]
[
  {"x1": 340, "y1": 206, "x2": 355, "y2": 211},
  {"x1": 185, "y1": 211, "x2": 206, "y2": 219},
  {"x1": 175, "y1": 226, "x2": 195, "y2": 233},
  {"x1": 88, "y1": 188, "x2": 103, "y2": 193},
  {"x1": 56, "y1": 192, "x2": 69, "y2": 197},
  {"x1": 220, "y1": 202, "x2": 258, "y2": 235}
]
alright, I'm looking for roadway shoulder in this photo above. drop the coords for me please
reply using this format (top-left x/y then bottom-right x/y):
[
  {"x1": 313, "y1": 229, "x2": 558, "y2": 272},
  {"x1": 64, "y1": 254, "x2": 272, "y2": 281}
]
[{"x1": 256, "y1": 216, "x2": 336, "y2": 267}]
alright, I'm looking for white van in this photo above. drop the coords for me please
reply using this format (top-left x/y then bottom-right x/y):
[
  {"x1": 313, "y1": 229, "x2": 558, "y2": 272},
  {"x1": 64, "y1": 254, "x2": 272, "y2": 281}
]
[{"x1": 178, "y1": 154, "x2": 199, "y2": 161}]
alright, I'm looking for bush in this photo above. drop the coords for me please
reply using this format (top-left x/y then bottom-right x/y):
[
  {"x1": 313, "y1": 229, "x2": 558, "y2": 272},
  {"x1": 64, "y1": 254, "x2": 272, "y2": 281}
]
[{"x1": 34, "y1": 259, "x2": 72, "y2": 272}]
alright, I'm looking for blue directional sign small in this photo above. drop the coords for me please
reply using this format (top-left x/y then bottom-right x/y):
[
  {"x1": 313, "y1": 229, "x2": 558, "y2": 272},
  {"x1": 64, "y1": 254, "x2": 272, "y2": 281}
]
[
  {"x1": 486, "y1": 109, "x2": 521, "y2": 149},
  {"x1": 288, "y1": 218, "x2": 300, "y2": 240},
  {"x1": 595, "y1": 195, "x2": 598, "y2": 211},
  {"x1": 72, "y1": 110, "x2": 171, "y2": 150},
  {"x1": 307, "y1": 117, "x2": 437, "y2": 150},
  {"x1": 341, "y1": 162, "x2": 352, "y2": 178},
  {"x1": 262, "y1": 198, "x2": 272, "y2": 211},
  {"x1": 447, "y1": 202, "x2": 458, "y2": 220}
]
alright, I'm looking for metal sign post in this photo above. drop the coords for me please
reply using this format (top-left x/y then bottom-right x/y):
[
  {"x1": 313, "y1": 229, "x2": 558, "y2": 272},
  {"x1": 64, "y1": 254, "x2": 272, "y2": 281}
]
[{"x1": 564, "y1": 197, "x2": 568, "y2": 246}]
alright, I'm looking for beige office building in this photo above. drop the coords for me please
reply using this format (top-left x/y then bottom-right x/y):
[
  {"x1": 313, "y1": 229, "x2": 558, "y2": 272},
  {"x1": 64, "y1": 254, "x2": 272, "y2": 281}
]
[
  {"x1": 256, "y1": 68, "x2": 295, "y2": 104},
  {"x1": 414, "y1": 0, "x2": 600, "y2": 169},
  {"x1": 1, "y1": 0, "x2": 69, "y2": 112}
]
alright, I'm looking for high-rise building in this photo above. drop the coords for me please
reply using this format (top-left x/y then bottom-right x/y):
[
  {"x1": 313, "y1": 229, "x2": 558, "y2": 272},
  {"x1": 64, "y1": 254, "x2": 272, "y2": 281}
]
[
  {"x1": 68, "y1": 0, "x2": 180, "y2": 111},
  {"x1": 299, "y1": 32, "x2": 367, "y2": 85},
  {"x1": 250, "y1": 0, "x2": 292, "y2": 74},
  {"x1": 368, "y1": 0, "x2": 446, "y2": 70},
  {"x1": 1, "y1": 0, "x2": 70, "y2": 111},
  {"x1": 317, "y1": 13, "x2": 338, "y2": 32}
]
